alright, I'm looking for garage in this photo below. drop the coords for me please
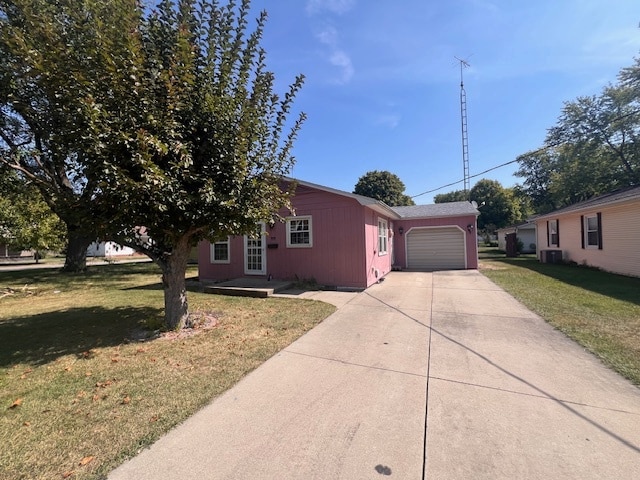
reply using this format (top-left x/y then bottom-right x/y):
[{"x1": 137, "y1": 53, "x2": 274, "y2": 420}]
[{"x1": 406, "y1": 226, "x2": 466, "y2": 270}]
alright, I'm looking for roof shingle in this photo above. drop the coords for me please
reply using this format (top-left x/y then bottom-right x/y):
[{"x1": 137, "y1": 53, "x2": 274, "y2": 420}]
[
  {"x1": 533, "y1": 185, "x2": 640, "y2": 220},
  {"x1": 392, "y1": 201, "x2": 479, "y2": 218}
]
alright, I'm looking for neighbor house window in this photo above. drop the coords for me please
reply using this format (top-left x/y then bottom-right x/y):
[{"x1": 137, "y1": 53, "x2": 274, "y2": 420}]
[
  {"x1": 378, "y1": 218, "x2": 388, "y2": 255},
  {"x1": 210, "y1": 238, "x2": 230, "y2": 263},
  {"x1": 583, "y1": 213, "x2": 602, "y2": 249},
  {"x1": 547, "y1": 219, "x2": 559, "y2": 247},
  {"x1": 286, "y1": 216, "x2": 312, "y2": 248}
]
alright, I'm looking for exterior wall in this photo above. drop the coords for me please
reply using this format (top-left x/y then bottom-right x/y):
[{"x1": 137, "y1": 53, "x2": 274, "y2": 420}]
[
  {"x1": 0, "y1": 243, "x2": 32, "y2": 257},
  {"x1": 363, "y1": 209, "x2": 394, "y2": 288},
  {"x1": 198, "y1": 185, "x2": 375, "y2": 289},
  {"x1": 497, "y1": 227, "x2": 536, "y2": 253},
  {"x1": 87, "y1": 242, "x2": 135, "y2": 257},
  {"x1": 535, "y1": 199, "x2": 640, "y2": 277},
  {"x1": 393, "y1": 215, "x2": 478, "y2": 269}
]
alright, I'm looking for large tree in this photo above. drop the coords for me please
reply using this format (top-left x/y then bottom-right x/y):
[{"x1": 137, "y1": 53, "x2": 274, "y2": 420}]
[
  {"x1": 0, "y1": 0, "x2": 144, "y2": 271},
  {"x1": 434, "y1": 189, "x2": 467, "y2": 203},
  {"x1": 516, "y1": 56, "x2": 640, "y2": 212},
  {"x1": 0, "y1": 167, "x2": 66, "y2": 259},
  {"x1": 469, "y1": 179, "x2": 523, "y2": 232},
  {"x1": 1, "y1": 0, "x2": 306, "y2": 330},
  {"x1": 353, "y1": 170, "x2": 415, "y2": 206},
  {"x1": 434, "y1": 179, "x2": 525, "y2": 231}
]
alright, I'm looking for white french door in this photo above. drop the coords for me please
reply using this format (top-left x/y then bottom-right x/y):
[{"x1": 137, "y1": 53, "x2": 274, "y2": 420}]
[{"x1": 244, "y1": 222, "x2": 266, "y2": 275}]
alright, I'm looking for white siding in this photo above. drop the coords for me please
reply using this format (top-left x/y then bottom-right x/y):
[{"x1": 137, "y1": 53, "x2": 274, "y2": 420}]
[
  {"x1": 406, "y1": 227, "x2": 466, "y2": 270},
  {"x1": 87, "y1": 242, "x2": 135, "y2": 257},
  {"x1": 536, "y1": 200, "x2": 640, "y2": 277}
]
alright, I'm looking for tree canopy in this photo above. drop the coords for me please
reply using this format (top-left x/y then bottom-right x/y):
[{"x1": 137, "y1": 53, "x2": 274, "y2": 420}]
[
  {"x1": 433, "y1": 189, "x2": 467, "y2": 203},
  {"x1": 469, "y1": 179, "x2": 524, "y2": 231},
  {"x1": 1, "y1": 0, "x2": 305, "y2": 329},
  {"x1": 0, "y1": 167, "x2": 66, "y2": 258},
  {"x1": 353, "y1": 170, "x2": 415, "y2": 206},
  {"x1": 516, "y1": 56, "x2": 640, "y2": 213},
  {"x1": 0, "y1": 0, "x2": 144, "y2": 271},
  {"x1": 434, "y1": 179, "x2": 527, "y2": 232}
]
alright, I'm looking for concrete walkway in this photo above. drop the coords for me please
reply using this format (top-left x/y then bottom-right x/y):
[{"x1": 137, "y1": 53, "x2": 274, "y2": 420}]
[{"x1": 109, "y1": 271, "x2": 640, "y2": 479}]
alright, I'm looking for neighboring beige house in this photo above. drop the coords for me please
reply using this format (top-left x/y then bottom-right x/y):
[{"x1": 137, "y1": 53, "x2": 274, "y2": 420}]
[
  {"x1": 496, "y1": 222, "x2": 536, "y2": 253},
  {"x1": 531, "y1": 186, "x2": 640, "y2": 277}
]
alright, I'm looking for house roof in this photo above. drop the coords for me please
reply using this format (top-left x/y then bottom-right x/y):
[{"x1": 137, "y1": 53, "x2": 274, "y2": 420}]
[
  {"x1": 496, "y1": 221, "x2": 536, "y2": 233},
  {"x1": 391, "y1": 202, "x2": 479, "y2": 219},
  {"x1": 286, "y1": 178, "x2": 401, "y2": 219},
  {"x1": 532, "y1": 185, "x2": 640, "y2": 221},
  {"x1": 284, "y1": 178, "x2": 479, "y2": 220}
]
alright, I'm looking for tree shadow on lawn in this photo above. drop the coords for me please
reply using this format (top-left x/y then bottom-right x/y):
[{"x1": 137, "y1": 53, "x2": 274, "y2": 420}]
[
  {"x1": 0, "y1": 306, "x2": 163, "y2": 368},
  {"x1": 0, "y1": 262, "x2": 163, "y2": 291},
  {"x1": 490, "y1": 257, "x2": 640, "y2": 307}
]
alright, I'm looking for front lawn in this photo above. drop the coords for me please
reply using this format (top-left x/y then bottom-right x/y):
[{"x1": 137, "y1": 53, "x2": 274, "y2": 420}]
[
  {"x1": 0, "y1": 263, "x2": 335, "y2": 479},
  {"x1": 480, "y1": 252, "x2": 640, "y2": 386}
]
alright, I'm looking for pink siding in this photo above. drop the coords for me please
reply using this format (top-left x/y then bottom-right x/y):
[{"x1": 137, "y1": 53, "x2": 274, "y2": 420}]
[
  {"x1": 393, "y1": 216, "x2": 478, "y2": 269},
  {"x1": 198, "y1": 182, "x2": 477, "y2": 288},
  {"x1": 363, "y1": 209, "x2": 394, "y2": 288},
  {"x1": 265, "y1": 191, "x2": 368, "y2": 288},
  {"x1": 199, "y1": 184, "x2": 378, "y2": 289}
]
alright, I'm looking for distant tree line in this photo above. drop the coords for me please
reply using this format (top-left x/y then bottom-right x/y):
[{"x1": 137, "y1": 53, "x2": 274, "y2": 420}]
[
  {"x1": 433, "y1": 54, "x2": 640, "y2": 231},
  {"x1": 515, "y1": 57, "x2": 640, "y2": 213}
]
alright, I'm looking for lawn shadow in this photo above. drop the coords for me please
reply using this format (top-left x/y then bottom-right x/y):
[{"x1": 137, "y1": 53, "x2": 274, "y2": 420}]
[
  {"x1": 0, "y1": 306, "x2": 163, "y2": 367},
  {"x1": 123, "y1": 282, "x2": 165, "y2": 291},
  {"x1": 489, "y1": 257, "x2": 640, "y2": 307},
  {"x1": 0, "y1": 262, "x2": 163, "y2": 291}
]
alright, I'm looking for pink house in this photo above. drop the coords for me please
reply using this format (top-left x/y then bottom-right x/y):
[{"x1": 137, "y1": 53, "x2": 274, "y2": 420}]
[{"x1": 198, "y1": 179, "x2": 479, "y2": 290}]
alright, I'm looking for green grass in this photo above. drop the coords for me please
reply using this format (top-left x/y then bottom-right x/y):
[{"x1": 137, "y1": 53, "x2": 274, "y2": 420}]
[
  {"x1": 0, "y1": 263, "x2": 335, "y2": 479},
  {"x1": 480, "y1": 251, "x2": 640, "y2": 386}
]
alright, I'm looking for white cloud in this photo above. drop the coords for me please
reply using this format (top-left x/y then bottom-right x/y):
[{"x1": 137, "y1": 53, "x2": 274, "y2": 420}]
[
  {"x1": 374, "y1": 114, "x2": 401, "y2": 129},
  {"x1": 315, "y1": 25, "x2": 339, "y2": 46},
  {"x1": 314, "y1": 25, "x2": 354, "y2": 84},
  {"x1": 306, "y1": 0, "x2": 356, "y2": 16},
  {"x1": 329, "y1": 50, "x2": 354, "y2": 84}
]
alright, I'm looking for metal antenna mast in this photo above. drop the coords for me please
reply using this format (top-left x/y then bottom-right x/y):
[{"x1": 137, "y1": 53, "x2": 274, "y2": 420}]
[{"x1": 455, "y1": 56, "x2": 471, "y2": 199}]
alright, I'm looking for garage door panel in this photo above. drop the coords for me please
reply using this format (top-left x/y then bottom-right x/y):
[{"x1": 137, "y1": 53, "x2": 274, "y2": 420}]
[{"x1": 406, "y1": 227, "x2": 465, "y2": 270}]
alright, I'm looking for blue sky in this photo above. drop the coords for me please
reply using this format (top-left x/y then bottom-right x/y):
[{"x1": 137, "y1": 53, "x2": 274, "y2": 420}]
[{"x1": 250, "y1": 0, "x2": 640, "y2": 203}]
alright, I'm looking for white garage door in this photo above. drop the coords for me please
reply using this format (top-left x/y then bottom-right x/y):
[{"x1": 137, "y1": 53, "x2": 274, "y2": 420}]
[{"x1": 406, "y1": 227, "x2": 466, "y2": 270}]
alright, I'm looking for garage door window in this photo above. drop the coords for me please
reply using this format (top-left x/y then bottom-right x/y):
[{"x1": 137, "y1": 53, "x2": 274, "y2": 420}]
[{"x1": 378, "y1": 218, "x2": 388, "y2": 255}]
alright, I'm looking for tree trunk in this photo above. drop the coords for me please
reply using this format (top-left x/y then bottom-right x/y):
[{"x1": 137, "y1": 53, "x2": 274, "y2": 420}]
[
  {"x1": 160, "y1": 239, "x2": 192, "y2": 330},
  {"x1": 62, "y1": 229, "x2": 92, "y2": 272}
]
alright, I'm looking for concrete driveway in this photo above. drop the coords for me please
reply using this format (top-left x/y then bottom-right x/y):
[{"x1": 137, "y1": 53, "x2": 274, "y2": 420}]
[{"x1": 109, "y1": 271, "x2": 640, "y2": 479}]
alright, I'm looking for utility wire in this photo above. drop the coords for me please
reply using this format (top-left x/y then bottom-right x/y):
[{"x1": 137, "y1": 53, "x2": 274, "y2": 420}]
[
  {"x1": 411, "y1": 144, "x2": 554, "y2": 199},
  {"x1": 410, "y1": 104, "x2": 640, "y2": 200},
  {"x1": 410, "y1": 158, "x2": 520, "y2": 199}
]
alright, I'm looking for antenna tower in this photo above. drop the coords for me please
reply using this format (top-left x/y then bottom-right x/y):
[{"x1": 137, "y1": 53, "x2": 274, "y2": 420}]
[{"x1": 455, "y1": 56, "x2": 471, "y2": 200}]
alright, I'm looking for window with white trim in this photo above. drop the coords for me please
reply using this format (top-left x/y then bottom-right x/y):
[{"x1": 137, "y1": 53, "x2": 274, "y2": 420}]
[
  {"x1": 585, "y1": 215, "x2": 600, "y2": 248},
  {"x1": 378, "y1": 218, "x2": 388, "y2": 255},
  {"x1": 210, "y1": 238, "x2": 230, "y2": 263},
  {"x1": 286, "y1": 216, "x2": 312, "y2": 248},
  {"x1": 548, "y1": 219, "x2": 558, "y2": 247}
]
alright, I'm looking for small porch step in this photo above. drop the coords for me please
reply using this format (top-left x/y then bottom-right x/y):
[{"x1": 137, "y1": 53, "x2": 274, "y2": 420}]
[{"x1": 203, "y1": 278, "x2": 293, "y2": 298}]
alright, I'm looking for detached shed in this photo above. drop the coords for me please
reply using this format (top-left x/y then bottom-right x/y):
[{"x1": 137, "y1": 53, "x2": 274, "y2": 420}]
[{"x1": 496, "y1": 222, "x2": 537, "y2": 253}]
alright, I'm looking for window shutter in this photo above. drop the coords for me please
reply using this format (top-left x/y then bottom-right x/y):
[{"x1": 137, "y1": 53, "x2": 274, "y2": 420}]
[
  {"x1": 597, "y1": 212, "x2": 603, "y2": 250},
  {"x1": 556, "y1": 220, "x2": 560, "y2": 248},
  {"x1": 580, "y1": 215, "x2": 585, "y2": 249},
  {"x1": 546, "y1": 221, "x2": 550, "y2": 247}
]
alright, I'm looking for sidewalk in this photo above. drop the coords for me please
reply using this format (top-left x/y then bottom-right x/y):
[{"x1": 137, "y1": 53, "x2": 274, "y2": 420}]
[
  {"x1": 109, "y1": 271, "x2": 640, "y2": 479},
  {"x1": 0, "y1": 256, "x2": 152, "y2": 272}
]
